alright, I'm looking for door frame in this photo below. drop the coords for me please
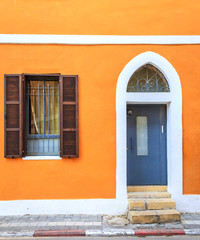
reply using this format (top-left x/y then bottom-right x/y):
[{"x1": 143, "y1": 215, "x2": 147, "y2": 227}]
[{"x1": 116, "y1": 51, "x2": 182, "y2": 202}]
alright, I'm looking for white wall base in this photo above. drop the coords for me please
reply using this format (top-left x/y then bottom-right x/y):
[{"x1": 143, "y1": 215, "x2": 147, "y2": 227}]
[
  {"x1": 0, "y1": 199, "x2": 128, "y2": 216},
  {"x1": 0, "y1": 195, "x2": 199, "y2": 215},
  {"x1": 174, "y1": 195, "x2": 200, "y2": 212}
]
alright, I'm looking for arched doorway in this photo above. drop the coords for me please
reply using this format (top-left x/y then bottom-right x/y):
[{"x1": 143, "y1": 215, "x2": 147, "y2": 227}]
[
  {"x1": 116, "y1": 52, "x2": 182, "y2": 201},
  {"x1": 126, "y1": 64, "x2": 169, "y2": 185}
]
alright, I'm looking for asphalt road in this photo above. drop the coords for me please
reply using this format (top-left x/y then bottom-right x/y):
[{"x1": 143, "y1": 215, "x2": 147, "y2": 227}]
[{"x1": 1, "y1": 236, "x2": 200, "y2": 240}]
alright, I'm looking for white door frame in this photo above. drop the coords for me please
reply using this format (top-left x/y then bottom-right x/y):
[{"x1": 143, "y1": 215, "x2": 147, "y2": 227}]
[{"x1": 116, "y1": 51, "x2": 183, "y2": 204}]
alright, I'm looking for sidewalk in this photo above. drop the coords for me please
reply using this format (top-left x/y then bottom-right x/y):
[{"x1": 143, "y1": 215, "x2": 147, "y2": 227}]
[{"x1": 0, "y1": 213, "x2": 199, "y2": 237}]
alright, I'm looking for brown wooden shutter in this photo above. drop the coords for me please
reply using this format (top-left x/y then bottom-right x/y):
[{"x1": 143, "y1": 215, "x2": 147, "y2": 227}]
[
  {"x1": 4, "y1": 75, "x2": 23, "y2": 158},
  {"x1": 60, "y1": 75, "x2": 79, "y2": 157}
]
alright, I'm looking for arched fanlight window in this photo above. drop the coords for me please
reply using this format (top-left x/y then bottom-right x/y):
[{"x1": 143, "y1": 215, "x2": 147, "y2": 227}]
[{"x1": 127, "y1": 64, "x2": 170, "y2": 92}]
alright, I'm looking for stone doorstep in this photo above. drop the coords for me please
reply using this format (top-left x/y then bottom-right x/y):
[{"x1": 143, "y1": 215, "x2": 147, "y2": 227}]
[
  {"x1": 128, "y1": 191, "x2": 171, "y2": 199},
  {"x1": 128, "y1": 209, "x2": 180, "y2": 224},
  {"x1": 128, "y1": 199, "x2": 146, "y2": 210},
  {"x1": 147, "y1": 198, "x2": 176, "y2": 210},
  {"x1": 128, "y1": 198, "x2": 176, "y2": 211},
  {"x1": 127, "y1": 186, "x2": 167, "y2": 192}
]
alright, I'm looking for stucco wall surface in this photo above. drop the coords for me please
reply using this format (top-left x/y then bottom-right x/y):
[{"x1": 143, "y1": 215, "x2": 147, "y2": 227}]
[
  {"x1": 0, "y1": 0, "x2": 199, "y2": 35},
  {"x1": 0, "y1": 44, "x2": 200, "y2": 200}
]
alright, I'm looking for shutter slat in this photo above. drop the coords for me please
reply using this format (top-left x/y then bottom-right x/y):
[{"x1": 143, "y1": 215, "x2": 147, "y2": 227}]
[
  {"x1": 60, "y1": 75, "x2": 79, "y2": 158},
  {"x1": 4, "y1": 75, "x2": 23, "y2": 158},
  {"x1": 63, "y1": 131, "x2": 76, "y2": 156}
]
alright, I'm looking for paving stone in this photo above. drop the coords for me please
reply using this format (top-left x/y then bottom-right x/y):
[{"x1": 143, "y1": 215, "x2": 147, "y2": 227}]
[
  {"x1": 80, "y1": 215, "x2": 96, "y2": 222},
  {"x1": 89, "y1": 216, "x2": 99, "y2": 221},
  {"x1": 19, "y1": 222, "x2": 30, "y2": 227},
  {"x1": 184, "y1": 224, "x2": 200, "y2": 229},
  {"x1": 72, "y1": 216, "x2": 82, "y2": 221},
  {"x1": 182, "y1": 213, "x2": 200, "y2": 220},
  {"x1": 97, "y1": 215, "x2": 102, "y2": 221},
  {"x1": 0, "y1": 226, "x2": 22, "y2": 231},
  {"x1": 158, "y1": 222, "x2": 184, "y2": 229},
  {"x1": 48, "y1": 218, "x2": 63, "y2": 222}
]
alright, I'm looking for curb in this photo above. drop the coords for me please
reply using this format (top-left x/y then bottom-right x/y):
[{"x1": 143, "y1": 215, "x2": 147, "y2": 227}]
[
  {"x1": 32, "y1": 228, "x2": 200, "y2": 237},
  {"x1": 33, "y1": 230, "x2": 85, "y2": 237},
  {"x1": 135, "y1": 229, "x2": 185, "y2": 236},
  {"x1": 85, "y1": 229, "x2": 135, "y2": 236}
]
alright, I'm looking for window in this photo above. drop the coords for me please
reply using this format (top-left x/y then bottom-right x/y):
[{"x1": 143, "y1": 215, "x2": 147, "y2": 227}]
[
  {"x1": 127, "y1": 64, "x2": 170, "y2": 92},
  {"x1": 26, "y1": 76, "x2": 60, "y2": 156},
  {"x1": 4, "y1": 74, "x2": 79, "y2": 158}
]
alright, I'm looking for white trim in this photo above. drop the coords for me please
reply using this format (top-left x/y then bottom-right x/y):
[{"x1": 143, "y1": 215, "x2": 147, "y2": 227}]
[
  {"x1": 115, "y1": 51, "x2": 200, "y2": 212},
  {"x1": 22, "y1": 156, "x2": 61, "y2": 160},
  {"x1": 0, "y1": 34, "x2": 200, "y2": 45},
  {"x1": 0, "y1": 199, "x2": 127, "y2": 216}
]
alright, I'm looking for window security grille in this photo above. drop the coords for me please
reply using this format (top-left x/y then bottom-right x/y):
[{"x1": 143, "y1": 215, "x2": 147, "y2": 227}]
[{"x1": 26, "y1": 80, "x2": 60, "y2": 156}]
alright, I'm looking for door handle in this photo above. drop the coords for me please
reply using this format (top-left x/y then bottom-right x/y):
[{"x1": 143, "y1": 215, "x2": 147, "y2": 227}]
[{"x1": 131, "y1": 137, "x2": 133, "y2": 150}]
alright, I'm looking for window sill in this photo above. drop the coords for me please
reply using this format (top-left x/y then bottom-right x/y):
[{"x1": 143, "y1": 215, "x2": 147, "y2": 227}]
[{"x1": 22, "y1": 156, "x2": 61, "y2": 160}]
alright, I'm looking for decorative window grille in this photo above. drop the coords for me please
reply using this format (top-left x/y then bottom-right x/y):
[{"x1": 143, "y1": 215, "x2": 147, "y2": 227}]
[
  {"x1": 127, "y1": 64, "x2": 170, "y2": 92},
  {"x1": 26, "y1": 77, "x2": 60, "y2": 156}
]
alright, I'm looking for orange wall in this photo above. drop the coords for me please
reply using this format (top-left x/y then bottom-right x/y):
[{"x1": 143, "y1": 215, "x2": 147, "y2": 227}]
[
  {"x1": 0, "y1": 0, "x2": 199, "y2": 35},
  {"x1": 0, "y1": 44, "x2": 200, "y2": 200}
]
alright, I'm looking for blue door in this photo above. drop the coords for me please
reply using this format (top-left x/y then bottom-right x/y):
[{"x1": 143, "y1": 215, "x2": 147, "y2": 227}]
[{"x1": 127, "y1": 104, "x2": 167, "y2": 185}]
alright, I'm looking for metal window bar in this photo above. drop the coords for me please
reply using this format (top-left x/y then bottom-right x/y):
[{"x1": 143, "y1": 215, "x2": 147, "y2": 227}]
[
  {"x1": 26, "y1": 81, "x2": 60, "y2": 156},
  {"x1": 48, "y1": 84, "x2": 50, "y2": 152}
]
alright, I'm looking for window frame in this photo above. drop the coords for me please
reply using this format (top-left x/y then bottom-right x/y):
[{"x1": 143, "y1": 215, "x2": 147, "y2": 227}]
[
  {"x1": 24, "y1": 74, "x2": 60, "y2": 157},
  {"x1": 4, "y1": 73, "x2": 79, "y2": 159}
]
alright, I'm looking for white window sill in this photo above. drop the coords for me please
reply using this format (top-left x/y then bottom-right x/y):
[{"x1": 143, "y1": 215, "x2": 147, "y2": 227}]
[{"x1": 22, "y1": 156, "x2": 61, "y2": 160}]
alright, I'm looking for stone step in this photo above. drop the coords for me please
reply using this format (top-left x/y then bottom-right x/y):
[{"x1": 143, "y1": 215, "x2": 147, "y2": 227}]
[
  {"x1": 128, "y1": 209, "x2": 180, "y2": 224},
  {"x1": 128, "y1": 199, "x2": 146, "y2": 211},
  {"x1": 127, "y1": 185, "x2": 167, "y2": 192},
  {"x1": 147, "y1": 198, "x2": 176, "y2": 210},
  {"x1": 128, "y1": 198, "x2": 176, "y2": 211},
  {"x1": 128, "y1": 191, "x2": 171, "y2": 199}
]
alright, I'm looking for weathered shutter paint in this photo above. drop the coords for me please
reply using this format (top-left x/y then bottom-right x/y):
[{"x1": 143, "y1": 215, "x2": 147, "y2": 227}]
[
  {"x1": 60, "y1": 75, "x2": 79, "y2": 157},
  {"x1": 4, "y1": 75, "x2": 23, "y2": 158}
]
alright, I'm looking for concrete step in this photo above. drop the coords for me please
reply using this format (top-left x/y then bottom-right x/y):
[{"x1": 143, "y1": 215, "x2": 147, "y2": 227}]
[
  {"x1": 127, "y1": 185, "x2": 167, "y2": 192},
  {"x1": 128, "y1": 209, "x2": 180, "y2": 224},
  {"x1": 128, "y1": 191, "x2": 171, "y2": 199},
  {"x1": 128, "y1": 198, "x2": 176, "y2": 211}
]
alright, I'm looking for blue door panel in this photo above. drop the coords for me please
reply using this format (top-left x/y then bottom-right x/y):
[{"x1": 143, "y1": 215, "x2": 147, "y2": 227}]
[{"x1": 127, "y1": 104, "x2": 167, "y2": 185}]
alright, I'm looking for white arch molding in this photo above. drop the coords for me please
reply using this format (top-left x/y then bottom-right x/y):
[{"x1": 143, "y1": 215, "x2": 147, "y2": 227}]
[{"x1": 116, "y1": 51, "x2": 185, "y2": 210}]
